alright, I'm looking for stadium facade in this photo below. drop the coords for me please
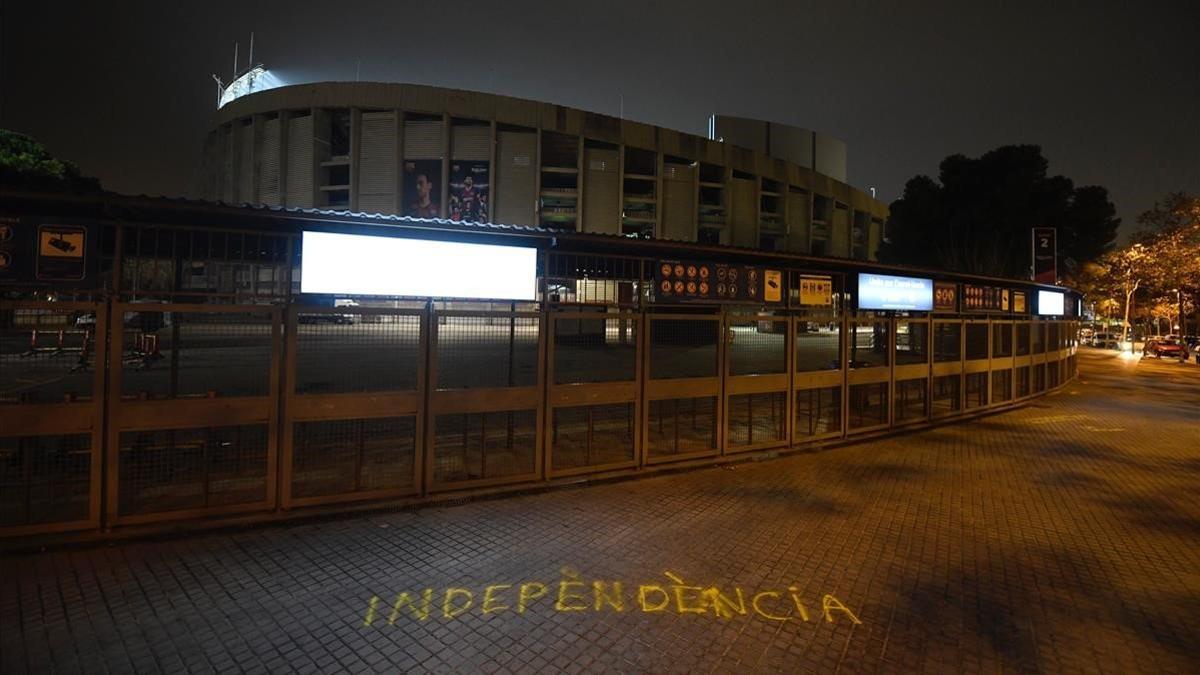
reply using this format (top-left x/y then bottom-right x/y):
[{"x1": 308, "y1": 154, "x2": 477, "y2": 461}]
[{"x1": 201, "y1": 81, "x2": 887, "y2": 259}]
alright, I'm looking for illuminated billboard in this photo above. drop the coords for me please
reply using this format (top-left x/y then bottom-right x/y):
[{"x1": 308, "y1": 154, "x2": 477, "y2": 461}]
[
  {"x1": 1036, "y1": 289, "x2": 1065, "y2": 316},
  {"x1": 300, "y1": 231, "x2": 536, "y2": 300},
  {"x1": 857, "y1": 273, "x2": 933, "y2": 311}
]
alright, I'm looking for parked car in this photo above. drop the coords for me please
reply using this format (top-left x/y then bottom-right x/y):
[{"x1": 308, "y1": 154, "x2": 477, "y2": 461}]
[
  {"x1": 1142, "y1": 338, "x2": 1186, "y2": 359},
  {"x1": 1088, "y1": 332, "x2": 1120, "y2": 349}
]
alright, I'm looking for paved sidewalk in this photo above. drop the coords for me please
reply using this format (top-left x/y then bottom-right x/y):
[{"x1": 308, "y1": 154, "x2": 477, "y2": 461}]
[{"x1": 3, "y1": 350, "x2": 1199, "y2": 673}]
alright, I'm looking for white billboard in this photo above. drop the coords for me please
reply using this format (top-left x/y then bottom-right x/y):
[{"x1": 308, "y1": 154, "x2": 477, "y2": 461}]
[
  {"x1": 1036, "y1": 289, "x2": 1065, "y2": 316},
  {"x1": 857, "y1": 273, "x2": 934, "y2": 311},
  {"x1": 300, "y1": 231, "x2": 537, "y2": 300}
]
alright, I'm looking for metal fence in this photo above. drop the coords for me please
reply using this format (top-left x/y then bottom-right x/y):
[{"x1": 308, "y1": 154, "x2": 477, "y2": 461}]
[{"x1": 1, "y1": 295, "x2": 1080, "y2": 540}]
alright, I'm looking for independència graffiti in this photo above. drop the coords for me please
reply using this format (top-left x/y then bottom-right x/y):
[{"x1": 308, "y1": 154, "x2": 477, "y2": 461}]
[{"x1": 362, "y1": 568, "x2": 861, "y2": 626}]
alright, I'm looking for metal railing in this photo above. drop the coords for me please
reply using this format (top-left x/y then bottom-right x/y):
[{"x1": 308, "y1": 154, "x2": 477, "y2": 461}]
[{"x1": 0, "y1": 298, "x2": 1079, "y2": 540}]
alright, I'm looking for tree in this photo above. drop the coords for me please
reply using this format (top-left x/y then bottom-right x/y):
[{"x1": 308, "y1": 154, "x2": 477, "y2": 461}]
[
  {"x1": 1105, "y1": 244, "x2": 1150, "y2": 347},
  {"x1": 879, "y1": 145, "x2": 1119, "y2": 279},
  {"x1": 1134, "y1": 193, "x2": 1200, "y2": 335},
  {"x1": 0, "y1": 129, "x2": 101, "y2": 193}
]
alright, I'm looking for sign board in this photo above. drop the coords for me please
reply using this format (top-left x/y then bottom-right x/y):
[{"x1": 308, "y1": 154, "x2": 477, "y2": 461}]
[
  {"x1": 798, "y1": 275, "x2": 833, "y2": 307},
  {"x1": 0, "y1": 217, "x2": 97, "y2": 286},
  {"x1": 655, "y1": 260, "x2": 783, "y2": 304},
  {"x1": 0, "y1": 220, "x2": 16, "y2": 277},
  {"x1": 933, "y1": 282, "x2": 957, "y2": 312},
  {"x1": 37, "y1": 225, "x2": 87, "y2": 280},
  {"x1": 1036, "y1": 289, "x2": 1065, "y2": 316},
  {"x1": 763, "y1": 269, "x2": 782, "y2": 303},
  {"x1": 300, "y1": 231, "x2": 537, "y2": 300},
  {"x1": 1033, "y1": 228, "x2": 1056, "y2": 284},
  {"x1": 856, "y1": 273, "x2": 933, "y2": 311},
  {"x1": 1013, "y1": 291, "x2": 1027, "y2": 314},
  {"x1": 963, "y1": 284, "x2": 1011, "y2": 312}
]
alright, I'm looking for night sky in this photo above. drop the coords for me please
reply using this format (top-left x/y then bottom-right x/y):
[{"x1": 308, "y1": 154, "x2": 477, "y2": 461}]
[{"x1": 4, "y1": 1, "x2": 1197, "y2": 237}]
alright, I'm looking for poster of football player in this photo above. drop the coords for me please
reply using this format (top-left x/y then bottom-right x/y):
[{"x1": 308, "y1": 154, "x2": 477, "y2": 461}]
[
  {"x1": 403, "y1": 160, "x2": 442, "y2": 219},
  {"x1": 448, "y1": 161, "x2": 489, "y2": 223}
]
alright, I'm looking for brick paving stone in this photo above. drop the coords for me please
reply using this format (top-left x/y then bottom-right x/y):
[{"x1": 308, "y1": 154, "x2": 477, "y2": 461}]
[{"x1": 3, "y1": 351, "x2": 1200, "y2": 673}]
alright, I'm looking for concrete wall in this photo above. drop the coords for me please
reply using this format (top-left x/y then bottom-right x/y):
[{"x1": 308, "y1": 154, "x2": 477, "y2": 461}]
[{"x1": 208, "y1": 82, "x2": 886, "y2": 260}]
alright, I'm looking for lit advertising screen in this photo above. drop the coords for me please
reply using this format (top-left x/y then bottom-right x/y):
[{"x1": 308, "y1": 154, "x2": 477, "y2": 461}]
[
  {"x1": 300, "y1": 231, "x2": 537, "y2": 300},
  {"x1": 1036, "y1": 289, "x2": 1065, "y2": 316},
  {"x1": 857, "y1": 273, "x2": 934, "y2": 311}
]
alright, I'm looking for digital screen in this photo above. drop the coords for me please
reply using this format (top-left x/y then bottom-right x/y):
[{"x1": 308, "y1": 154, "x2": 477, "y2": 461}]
[
  {"x1": 300, "y1": 231, "x2": 537, "y2": 300},
  {"x1": 857, "y1": 273, "x2": 934, "y2": 311},
  {"x1": 1037, "y1": 290, "x2": 1065, "y2": 316}
]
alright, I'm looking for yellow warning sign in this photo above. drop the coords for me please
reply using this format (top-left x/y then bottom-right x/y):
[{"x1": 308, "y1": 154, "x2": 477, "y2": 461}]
[
  {"x1": 39, "y1": 229, "x2": 84, "y2": 258},
  {"x1": 799, "y1": 275, "x2": 833, "y2": 306},
  {"x1": 764, "y1": 269, "x2": 782, "y2": 303}
]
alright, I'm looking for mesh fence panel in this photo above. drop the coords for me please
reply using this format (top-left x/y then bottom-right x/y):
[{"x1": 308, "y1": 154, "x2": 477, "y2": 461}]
[
  {"x1": 551, "y1": 403, "x2": 635, "y2": 469},
  {"x1": 433, "y1": 410, "x2": 537, "y2": 483},
  {"x1": 965, "y1": 373, "x2": 988, "y2": 408},
  {"x1": 295, "y1": 313, "x2": 420, "y2": 393},
  {"x1": 932, "y1": 375, "x2": 961, "y2": 414},
  {"x1": 727, "y1": 392, "x2": 787, "y2": 446},
  {"x1": 795, "y1": 322, "x2": 840, "y2": 371},
  {"x1": 0, "y1": 433, "x2": 91, "y2": 527},
  {"x1": 1, "y1": 308, "x2": 96, "y2": 404},
  {"x1": 646, "y1": 397, "x2": 717, "y2": 457},
  {"x1": 895, "y1": 378, "x2": 928, "y2": 421},
  {"x1": 117, "y1": 424, "x2": 268, "y2": 516},
  {"x1": 1015, "y1": 324, "x2": 1031, "y2": 356},
  {"x1": 848, "y1": 382, "x2": 888, "y2": 429},
  {"x1": 794, "y1": 386, "x2": 841, "y2": 437},
  {"x1": 965, "y1": 324, "x2": 989, "y2": 360},
  {"x1": 649, "y1": 319, "x2": 719, "y2": 379},
  {"x1": 1048, "y1": 323, "x2": 1062, "y2": 351},
  {"x1": 992, "y1": 370, "x2": 1013, "y2": 402},
  {"x1": 1017, "y1": 366, "x2": 1031, "y2": 397},
  {"x1": 895, "y1": 322, "x2": 929, "y2": 365},
  {"x1": 850, "y1": 322, "x2": 890, "y2": 368},
  {"x1": 553, "y1": 317, "x2": 637, "y2": 384},
  {"x1": 993, "y1": 324, "x2": 1013, "y2": 357},
  {"x1": 436, "y1": 316, "x2": 539, "y2": 389},
  {"x1": 728, "y1": 319, "x2": 787, "y2": 375},
  {"x1": 1032, "y1": 323, "x2": 1045, "y2": 353},
  {"x1": 119, "y1": 311, "x2": 272, "y2": 399},
  {"x1": 933, "y1": 323, "x2": 962, "y2": 363},
  {"x1": 292, "y1": 417, "x2": 416, "y2": 498}
]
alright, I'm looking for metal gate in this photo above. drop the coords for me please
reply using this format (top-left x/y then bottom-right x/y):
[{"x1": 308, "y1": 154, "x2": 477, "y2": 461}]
[
  {"x1": 847, "y1": 316, "x2": 891, "y2": 433},
  {"x1": 281, "y1": 305, "x2": 426, "y2": 507},
  {"x1": 427, "y1": 308, "x2": 545, "y2": 491},
  {"x1": 643, "y1": 313, "x2": 723, "y2": 463},
  {"x1": 546, "y1": 309, "x2": 641, "y2": 476},
  {"x1": 0, "y1": 300, "x2": 106, "y2": 536},
  {"x1": 724, "y1": 312, "x2": 791, "y2": 452},
  {"x1": 105, "y1": 303, "x2": 281, "y2": 526}
]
